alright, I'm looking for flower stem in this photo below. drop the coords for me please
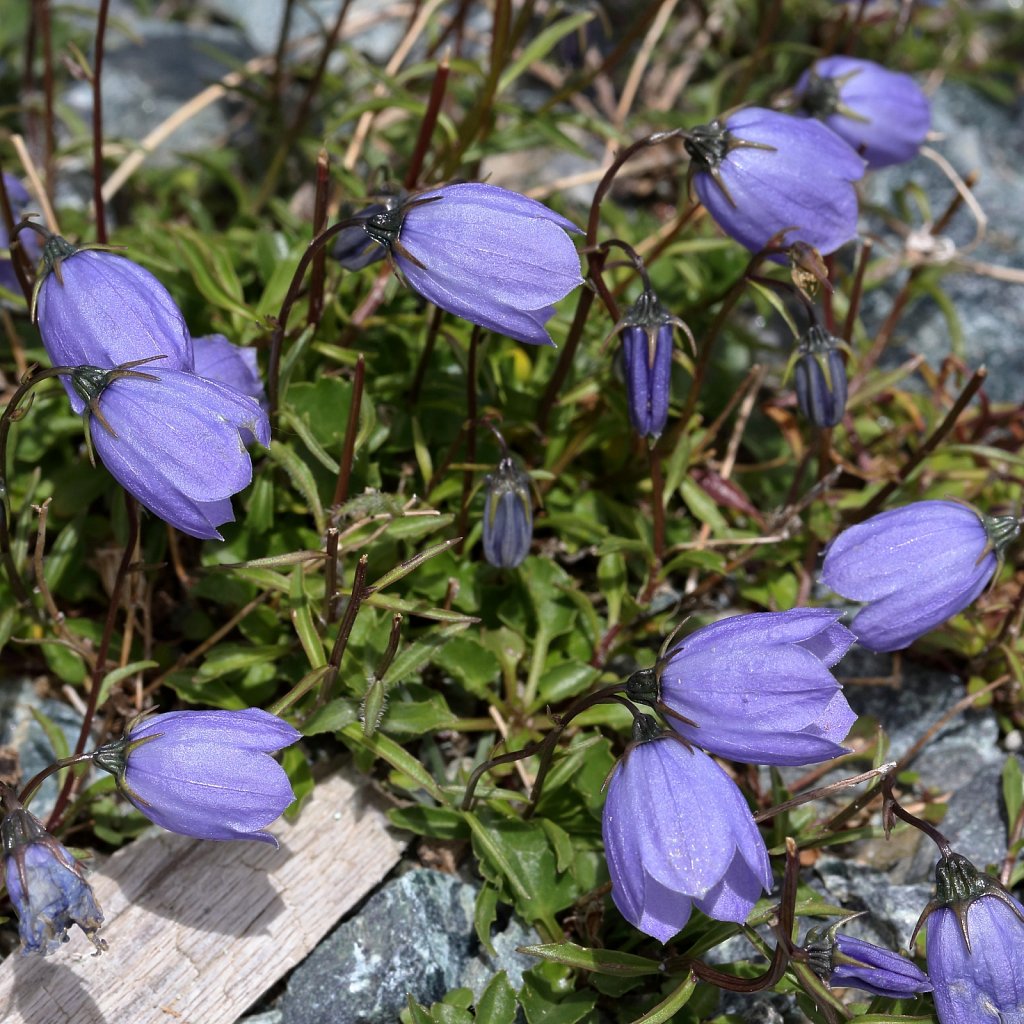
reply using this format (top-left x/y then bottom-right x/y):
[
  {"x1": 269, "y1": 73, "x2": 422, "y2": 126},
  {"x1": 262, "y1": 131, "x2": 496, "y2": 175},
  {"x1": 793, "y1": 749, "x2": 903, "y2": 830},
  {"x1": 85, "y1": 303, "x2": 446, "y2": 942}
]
[
  {"x1": 332, "y1": 354, "x2": 365, "y2": 507},
  {"x1": 91, "y1": 0, "x2": 111, "y2": 245}
]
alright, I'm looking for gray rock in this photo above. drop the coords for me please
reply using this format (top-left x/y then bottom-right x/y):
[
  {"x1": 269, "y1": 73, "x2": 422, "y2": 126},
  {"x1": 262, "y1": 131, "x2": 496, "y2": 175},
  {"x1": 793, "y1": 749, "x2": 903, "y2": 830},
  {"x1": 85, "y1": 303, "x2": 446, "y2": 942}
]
[
  {"x1": 718, "y1": 991, "x2": 810, "y2": 1024},
  {"x1": 862, "y1": 82, "x2": 1024, "y2": 401},
  {"x1": 0, "y1": 677, "x2": 88, "y2": 818},
  {"x1": 277, "y1": 868, "x2": 535, "y2": 1024}
]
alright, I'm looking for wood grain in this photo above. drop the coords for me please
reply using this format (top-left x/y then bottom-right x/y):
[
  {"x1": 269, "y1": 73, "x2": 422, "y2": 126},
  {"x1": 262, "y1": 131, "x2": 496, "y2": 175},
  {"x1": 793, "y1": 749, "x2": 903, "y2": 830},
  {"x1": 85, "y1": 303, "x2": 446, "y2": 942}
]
[{"x1": 0, "y1": 769, "x2": 406, "y2": 1024}]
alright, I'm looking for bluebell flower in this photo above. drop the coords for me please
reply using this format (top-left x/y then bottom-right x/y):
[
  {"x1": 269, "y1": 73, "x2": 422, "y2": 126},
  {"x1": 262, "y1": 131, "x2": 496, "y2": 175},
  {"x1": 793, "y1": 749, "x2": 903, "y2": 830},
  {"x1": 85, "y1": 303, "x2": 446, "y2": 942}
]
[
  {"x1": 193, "y1": 333, "x2": 267, "y2": 445},
  {"x1": 795, "y1": 56, "x2": 930, "y2": 169},
  {"x1": 821, "y1": 500, "x2": 1019, "y2": 652},
  {"x1": 0, "y1": 174, "x2": 42, "y2": 295},
  {"x1": 805, "y1": 923, "x2": 932, "y2": 997},
  {"x1": 35, "y1": 236, "x2": 193, "y2": 414},
  {"x1": 794, "y1": 324, "x2": 847, "y2": 428},
  {"x1": 685, "y1": 108, "x2": 865, "y2": 256},
  {"x1": 92, "y1": 709, "x2": 300, "y2": 845},
  {"x1": 602, "y1": 716, "x2": 772, "y2": 942},
  {"x1": 922, "y1": 852, "x2": 1024, "y2": 1024},
  {"x1": 1, "y1": 805, "x2": 105, "y2": 955},
  {"x1": 482, "y1": 455, "x2": 533, "y2": 568},
  {"x1": 363, "y1": 182, "x2": 583, "y2": 346},
  {"x1": 628, "y1": 608, "x2": 857, "y2": 766},
  {"x1": 71, "y1": 362, "x2": 271, "y2": 540}
]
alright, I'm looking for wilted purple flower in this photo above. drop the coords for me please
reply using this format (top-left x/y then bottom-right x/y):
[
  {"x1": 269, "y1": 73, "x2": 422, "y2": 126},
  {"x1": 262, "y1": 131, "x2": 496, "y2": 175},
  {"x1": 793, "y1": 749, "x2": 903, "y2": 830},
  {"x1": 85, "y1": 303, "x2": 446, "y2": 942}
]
[
  {"x1": 922, "y1": 852, "x2": 1024, "y2": 1024},
  {"x1": 794, "y1": 324, "x2": 847, "y2": 428},
  {"x1": 92, "y1": 708, "x2": 300, "y2": 845},
  {"x1": 72, "y1": 363, "x2": 270, "y2": 540},
  {"x1": 0, "y1": 174, "x2": 42, "y2": 295},
  {"x1": 1, "y1": 804, "x2": 105, "y2": 955},
  {"x1": 685, "y1": 108, "x2": 865, "y2": 256},
  {"x1": 805, "y1": 923, "x2": 932, "y2": 997},
  {"x1": 628, "y1": 608, "x2": 856, "y2": 766},
  {"x1": 35, "y1": 237, "x2": 193, "y2": 414},
  {"x1": 602, "y1": 717, "x2": 772, "y2": 942},
  {"x1": 796, "y1": 57, "x2": 930, "y2": 169},
  {"x1": 482, "y1": 456, "x2": 533, "y2": 568},
  {"x1": 363, "y1": 182, "x2": 583, "y2": 346},
  {"x1": 821, "y1": 500, "x2": 1019, "y2": 652}
]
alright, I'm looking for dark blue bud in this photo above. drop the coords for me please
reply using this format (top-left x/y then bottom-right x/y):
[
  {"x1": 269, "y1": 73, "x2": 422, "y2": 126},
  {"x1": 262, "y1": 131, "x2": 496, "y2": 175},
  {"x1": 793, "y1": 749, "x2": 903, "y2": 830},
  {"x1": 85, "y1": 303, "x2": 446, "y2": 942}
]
[
  {"x1": 482, "y1": 456, "x2": 532, "y2": 568},
  {"x1": 805, "y1": 923, "x2": 932, "y2": 998},
  {"x1": 794, "y1": 325, "x2": 847, "y2": 427},
  {"x1": 334, "y1": 202, "x2": 391, "y2": 271}
]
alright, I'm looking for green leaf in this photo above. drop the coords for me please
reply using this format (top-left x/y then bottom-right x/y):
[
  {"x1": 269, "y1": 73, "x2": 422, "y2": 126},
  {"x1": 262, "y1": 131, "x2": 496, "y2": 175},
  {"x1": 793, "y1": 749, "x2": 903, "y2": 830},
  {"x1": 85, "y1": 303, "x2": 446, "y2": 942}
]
[
  {"x1": 519, "y1": 963, "x2": 596, "y2": 1024},
  {"x1": 290, "y1": 564, "x2": 327, "y2": 669},
  {"x1": 388, "y1": 805, "x2": 469, "y2": 840},
  {"x1": 474, "y1": 971, "x2": 517, "y2": 1024},
  {"x1": 629, "y1": 973, "x2": 697, "y2": 1023},
  {"x1": 432, "y1": 635, "x2": 501, "y2": 699},
  {"x1": 29, "y1": 706, "x2": 70, "y2": 762},
  {"x1": 518, "y1": 942, "x2": 661, "y2": 978},
  {"x1": 497, "y1": 10, "x2": 595, "y2": 94},
  {"x1": 474, "y1": 881, "x2": 501, "y2": 957},
  {"x1": 301, "y1": 698, "x2": 358, "y2": 735},
  {"x1": 341, "y1": 722, "x2": 446, "y2": 803},
  {"x1": 282, "y1": 744, "x2": 315, "y2": 820},
  {"x1": 268, "y1": 440, "x2": 326, "y2": 533},
  {"x1": 96, "y1": 660, "x2": 159, "y2": 708},
  {"x1": 1003, "y1": 755, "x2": 1024, "y2": 844}
]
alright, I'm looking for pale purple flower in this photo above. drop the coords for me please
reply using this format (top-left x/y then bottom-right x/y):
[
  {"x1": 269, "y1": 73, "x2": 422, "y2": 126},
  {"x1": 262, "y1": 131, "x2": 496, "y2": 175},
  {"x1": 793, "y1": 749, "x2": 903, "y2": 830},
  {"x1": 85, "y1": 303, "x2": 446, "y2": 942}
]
[
  {"x1": 629, "y1": 609, "x2": 857, "y2": 766},
  {"x1": 794, "y1": 324, "x2": 847, "y2": 428},
  {"x1": 482, "y1": 456, "x2": 532, "y2": 568},
  {"x1": 821, "y1": 500, "x2": 1018, "y2": 652},
  {"x1": 796, "y1": 56, "x2": 931, "y2": 169},
  {"x1": 193, "y1": 333, "x2": 267, "y2": 445},
  {"x1": 602, "y1": 721, "x2": 772, "y2": 942},
  {"x1": 1, "y1": 806, "x2": 105, "y2": 955},
  {"x1": 925, "y1": 854, "x2": 1024, "y2": 1024},
  {"x1": 74, "y1": 364, "x2": 270, "y2": 540},
  {"x1": 364, "y1": 183, "x2": 583, "y2": 346},
  {"x1": 92, "y1": 709, "x2": 300, "y2": 845},
  {"x1": 686, "y1": 108, "x2": 865, "y2": 256},
  {"x1": 35, "y1": 240, "x2": 193, "y2": 414}
]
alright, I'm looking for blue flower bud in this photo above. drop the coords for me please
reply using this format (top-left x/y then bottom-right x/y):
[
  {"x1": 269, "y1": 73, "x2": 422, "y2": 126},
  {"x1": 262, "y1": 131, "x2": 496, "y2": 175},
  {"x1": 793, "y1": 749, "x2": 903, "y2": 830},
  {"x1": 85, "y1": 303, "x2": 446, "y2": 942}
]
[
  {"x1": 482, "y1": 456, "x2": 533, "y2": 568},
  {"x1": 923, "y1": 852, "x2": 1024, "y2": 1024},
  {"x1": 805, "y1": 923, "x2": 932, "y2": 998},
  {"x1": 92, "y1": 709, "x2": 300, "y2": 845},
  {"x1": 795, "y1": 57, "x2": 930, "y2": 169},
  {"x1": 686, "y1": 108, "x2": 865, "y2": 256},
  {"x1": 602, "y1": 717, "x2": 772, "y2": 942},
  {"x1": 794, "y1": 324, "x2": 847, "y2": 428},
  {"x1": 822, "y1": 500, "x2": 1019, "y2": 652},
  {"x1": 1, "y1": 805, "x2": 105, "y2": 955},
  {"x1": 364, "y1": 183, "x2": 583, "y2": 346}
]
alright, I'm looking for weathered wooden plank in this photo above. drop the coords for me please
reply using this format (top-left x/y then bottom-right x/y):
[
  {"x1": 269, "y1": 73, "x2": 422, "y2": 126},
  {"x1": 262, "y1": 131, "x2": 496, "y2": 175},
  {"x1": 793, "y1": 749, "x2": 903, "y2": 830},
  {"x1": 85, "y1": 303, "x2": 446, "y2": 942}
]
[{"x1": 0, "y1": 769, "x2": 407, "y2": 1024}]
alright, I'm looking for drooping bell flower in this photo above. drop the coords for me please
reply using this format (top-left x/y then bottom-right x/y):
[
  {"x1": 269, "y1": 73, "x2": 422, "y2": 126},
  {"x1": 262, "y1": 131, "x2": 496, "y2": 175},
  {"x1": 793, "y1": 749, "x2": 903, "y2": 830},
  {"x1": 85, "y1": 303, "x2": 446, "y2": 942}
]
[
  {"x1": 91, "y1": 708, "x2": 300, "y2": 845},
  {"x1": 627, "y1": 608, "x2": 857, "y2": 766},
  {"x1": 193, "y1": 333, "x2": 267, "y2": 445},
  {"x1": 71, "y1": 361, "x2": 270, "y2": 540},
  {"x1": 362, "y1": 182, "x2": 583, "y2": 346},
  {"x1": 34, "y1": 235, "x2": 193, "y2": 413},
  {"x1": 821, "y1": 500, "x2": 1019, "y2": 652},
  {"x1": 794, "y1": 324, "x2": 847, "y2": 428},
  {"x1": 0, "y1": 174, "x2": 42, "y2": 295},
  {"x1": 795, "y1": 56, "x2": 930, "y2": 169},
  {"x1": 482, "y1": 455, "x2": 533, "y2": 568},
  {"x1": 804, "y1": 921, "x2": 932, "y2": 998},
  {"x1": 685, "y1": 108, "x2": 865, "y2": 256},
  {"x1": 1, "y1": 798, "x2": 105, "y2": 955},
  {"x1": 333, "y1": 201, "x2": 390, "y2": 271},
  {"x1": 602, "y1": 715, "x2": 772, "y2": 942},
  {"x1": 918, "y1": 852, "x2": 1024, "y2": 1023}
]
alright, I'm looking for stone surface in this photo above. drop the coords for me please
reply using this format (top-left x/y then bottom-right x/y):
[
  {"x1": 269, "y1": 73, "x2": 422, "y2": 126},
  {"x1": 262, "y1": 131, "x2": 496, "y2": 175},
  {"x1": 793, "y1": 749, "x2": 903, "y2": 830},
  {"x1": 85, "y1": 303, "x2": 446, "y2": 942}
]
[
  {"x1": 277, "y1": 868, "x2": 536, "y2": 1024},
  {"x1": 862, "y1": 81, "x2": 1024, "y2": 401}
]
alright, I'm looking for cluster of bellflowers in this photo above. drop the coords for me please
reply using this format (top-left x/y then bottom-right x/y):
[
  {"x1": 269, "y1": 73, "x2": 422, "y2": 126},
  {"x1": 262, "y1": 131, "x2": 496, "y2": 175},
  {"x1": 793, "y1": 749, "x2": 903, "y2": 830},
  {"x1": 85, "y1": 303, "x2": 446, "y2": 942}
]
[
  {"x1": 24, "y1": 231, "x2": 270, "y2": 540},
  {"x1": 0, "y1": 709, "x2": 299, "y2": 954}
]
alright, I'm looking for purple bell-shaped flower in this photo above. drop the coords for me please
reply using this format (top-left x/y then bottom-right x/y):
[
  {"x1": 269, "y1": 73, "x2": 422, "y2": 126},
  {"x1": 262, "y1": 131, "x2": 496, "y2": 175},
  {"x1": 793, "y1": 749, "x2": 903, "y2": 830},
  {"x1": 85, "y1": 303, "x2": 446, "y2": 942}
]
[
  {"x1": 795, "y1": 56, "x2": 930, "y2": 169},
  {"x1": 92, "y1": 708, "x2": 300, "y2": 845},
  {"x1": 685, "y1": 108, "x2": 865, "y2": 256}
]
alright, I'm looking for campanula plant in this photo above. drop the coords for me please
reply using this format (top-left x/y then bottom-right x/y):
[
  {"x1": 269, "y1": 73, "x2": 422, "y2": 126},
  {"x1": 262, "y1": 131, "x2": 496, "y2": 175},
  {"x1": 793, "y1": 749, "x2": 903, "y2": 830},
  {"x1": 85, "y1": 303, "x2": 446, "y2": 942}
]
[
  {"x1": 482, "y1": 454, "x2": 533, "y2": 568},
  {"x1": 34, "y1": 235, "x2": 194, "y2": 413},
  {"x1": 1, "y1": 797, "x2": 105, "y2": 955},
  {"x1": 71, "y1": 362, "x2": 270, "y2": 540},
  {"x1": 795, "y1": 56, "x2": 931, "y2": 169},
  {"x1": 601, "y1": 715, "x2": 772, "y2": 943},
  {"x1": 91, "y1": 709, "x2": 300, "y2": 845},
  {"x1": 794, "y1": 323, "x2": 848, "y2": 428},
  {"x1": 361, "y1": 182, "x2": 583, "y2": 346},
  {"x1": 685, "y1": 108, "x2": 865, "y2": 256},
  {"x1": 627, "y1": 608, "x2": 857, "y2": 766},
  {"x1": 821, "y1": 500, "x2": 1020, "y2": 652}
]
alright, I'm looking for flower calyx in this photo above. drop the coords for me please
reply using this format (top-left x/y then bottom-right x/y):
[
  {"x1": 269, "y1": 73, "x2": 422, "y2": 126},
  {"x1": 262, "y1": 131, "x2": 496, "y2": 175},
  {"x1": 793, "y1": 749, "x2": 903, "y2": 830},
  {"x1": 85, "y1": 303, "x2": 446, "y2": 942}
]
[{"x1": 684, "y1": 118, "x2": 777, "y2": 208}]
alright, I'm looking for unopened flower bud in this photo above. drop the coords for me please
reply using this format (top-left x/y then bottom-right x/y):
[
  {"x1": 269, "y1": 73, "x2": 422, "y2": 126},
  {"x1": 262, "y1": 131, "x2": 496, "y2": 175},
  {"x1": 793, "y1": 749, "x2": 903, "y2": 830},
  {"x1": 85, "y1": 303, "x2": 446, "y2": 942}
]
[
  {"x1": 482, "y1": 456, "x2": 533, "y2": 568},
  {"x1": 794, "y1": 324, "x2": 847, "y2": 428}
]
